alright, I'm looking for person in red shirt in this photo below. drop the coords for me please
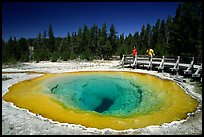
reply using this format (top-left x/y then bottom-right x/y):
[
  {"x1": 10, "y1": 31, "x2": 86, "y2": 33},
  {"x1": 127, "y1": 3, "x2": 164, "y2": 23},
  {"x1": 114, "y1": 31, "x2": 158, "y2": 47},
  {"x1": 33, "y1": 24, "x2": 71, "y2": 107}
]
[
  {"x1": 132, "y1": 46, "x2": 137, "y2": 62},
  {"x1": 132, "y1": 46, "x2": 137, "y2": 57}
]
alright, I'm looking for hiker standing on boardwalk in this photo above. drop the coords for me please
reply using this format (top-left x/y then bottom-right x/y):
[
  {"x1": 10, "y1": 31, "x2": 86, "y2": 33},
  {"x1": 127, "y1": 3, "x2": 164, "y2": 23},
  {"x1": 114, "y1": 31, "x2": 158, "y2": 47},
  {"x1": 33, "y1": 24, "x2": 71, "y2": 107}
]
[
  {"x1": 132, "y1": 46, "x2": 137, "y2": 60},
  {"x1": 146, "y1": 48, "x2": 155, "y2": 61}
]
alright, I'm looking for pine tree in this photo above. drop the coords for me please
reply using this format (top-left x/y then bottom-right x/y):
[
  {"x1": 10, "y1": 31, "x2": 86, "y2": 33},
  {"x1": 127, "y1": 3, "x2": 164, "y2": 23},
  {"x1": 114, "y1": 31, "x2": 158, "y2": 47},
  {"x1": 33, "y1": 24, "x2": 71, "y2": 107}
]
[
  {"x1": 37, "y1": 32, "x2": 42, "y2": 51},
  {"x1": 90, "y1": 24, "x2": 99, "y2": 57},
  {"x1": 158, "y1": 19, "x2": 167, "y2": 55},
  {"x1": 77, "y1": 27, "x2": 83, "y2": 54},
  {"x1": 4, "y1": 37, "x2": 16, "y2": 63},
  {"x1": 170, "y1": 2, "x2": 202, "y2": 59},
  {"x1": 127, "y1": 34, "x2": 134, "y2": 53},
  {"x1": 66, "y1": 32, "x2": 71, "y2": 51},
  {"x1": 99, "y1": 23, "x2": 108, "y2": 59},
  {"x1": 139, "y1": 25, "x2": 146, "y2": 54},
  {"x1": 117, "y1": 33, "x2": 126, "y2": 57},
  {"x1": 182, "y1": 2, "x2": 202, "y2": 58},
  {"x1": 144, "y1": 24, "x2": 152, "y2": 52},
  {"x1": 18, "y1": 37, "x2": 29, "y2": 62},
  {"x1": 71, "y1": 32, "x2": 77, "y2": 58},
  {"x1": 82, "y1": 24, "x2": 90, "y2": 58},
  {"x1": 170, "y1": 3, "x2": 183, "y2": 55},
  {"x1": 152, "y1": 19, "x2": 161, "y2": 47},
  {"x1": 165, "y1": 15, "x2": 173, "y2": 55},
  {"x1": 43, "y1": 30, "x2": 47, "y2": 50},
  {"x1": 48, "y1": 24, "x2": 55, "y2": 52},
  {"x1": 109, "y1": 24, "x2": 117, "y2": 55},
  {"x1": 2, "y1": 39, "x2": 5, "y2": 62},
  {"x1": 104, "y1": 40, "x2": 112, "y2": 59}
]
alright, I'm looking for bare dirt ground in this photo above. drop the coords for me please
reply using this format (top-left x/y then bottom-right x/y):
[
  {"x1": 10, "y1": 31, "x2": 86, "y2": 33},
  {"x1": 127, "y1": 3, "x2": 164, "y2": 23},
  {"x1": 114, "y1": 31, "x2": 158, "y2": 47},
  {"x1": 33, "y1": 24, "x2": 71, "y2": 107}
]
[{"x1": 2, "y1": 60, "x2": 202, "y2": 135}]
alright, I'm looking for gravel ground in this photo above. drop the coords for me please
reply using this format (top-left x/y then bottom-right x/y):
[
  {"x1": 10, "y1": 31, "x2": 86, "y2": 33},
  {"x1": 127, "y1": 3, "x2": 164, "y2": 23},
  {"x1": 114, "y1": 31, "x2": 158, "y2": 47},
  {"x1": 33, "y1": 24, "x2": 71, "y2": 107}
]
[{"x1": 2, "y1": 60, "x2": 202, "y2": 135}]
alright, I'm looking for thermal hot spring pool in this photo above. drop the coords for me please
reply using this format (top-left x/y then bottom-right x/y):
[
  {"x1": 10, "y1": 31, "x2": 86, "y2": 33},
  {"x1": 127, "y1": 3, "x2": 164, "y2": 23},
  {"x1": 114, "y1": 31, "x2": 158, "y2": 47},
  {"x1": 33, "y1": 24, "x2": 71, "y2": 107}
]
[{"x1": 2, "y1": 71, "x2": 198, "y2": 130}]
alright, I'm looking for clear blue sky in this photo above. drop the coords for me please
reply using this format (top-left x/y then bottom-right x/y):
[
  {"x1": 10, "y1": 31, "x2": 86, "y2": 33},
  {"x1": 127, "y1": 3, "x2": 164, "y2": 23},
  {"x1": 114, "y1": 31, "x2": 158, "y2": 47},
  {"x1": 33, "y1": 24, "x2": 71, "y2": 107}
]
[{"x1": 2, "y1": 2, "x2": 179, "y2": 41}]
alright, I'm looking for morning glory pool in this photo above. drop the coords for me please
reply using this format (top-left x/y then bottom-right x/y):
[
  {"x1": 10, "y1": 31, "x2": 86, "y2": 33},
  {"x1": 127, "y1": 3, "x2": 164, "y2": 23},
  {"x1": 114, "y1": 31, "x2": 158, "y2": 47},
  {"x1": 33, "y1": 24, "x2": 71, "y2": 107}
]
[{"x1": 3, "y1": 71, "x2": 198, "y2": 130}]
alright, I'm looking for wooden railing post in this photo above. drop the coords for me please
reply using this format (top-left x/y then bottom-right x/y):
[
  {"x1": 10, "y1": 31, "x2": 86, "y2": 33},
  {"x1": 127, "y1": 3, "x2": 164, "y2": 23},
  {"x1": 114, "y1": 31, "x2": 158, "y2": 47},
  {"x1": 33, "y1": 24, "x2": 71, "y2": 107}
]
[
  {"x1": 158, "y1": 56, "x2": 164, "y2": 73},
  {"x1": 119, "y1": 55, "x2": 124, "y2": 67},
  {"x1": 176, "y1": 56, "x2": 180, "y2": 76},
  {"x1": 169, "y1": 55, "x2": 180, "y2": 75},
  {"x1": 148, "y1": 56, "x2": 153, "y2": 70},
  {"x1": 184, "y1": 56, "x2": 194, "y2": 75},
  {"x1": 191, "y1": 57, "x2": 194, "y2": 74},
  {"x1": 192, "y1": 63, "x2": 202, "y2": 78}
]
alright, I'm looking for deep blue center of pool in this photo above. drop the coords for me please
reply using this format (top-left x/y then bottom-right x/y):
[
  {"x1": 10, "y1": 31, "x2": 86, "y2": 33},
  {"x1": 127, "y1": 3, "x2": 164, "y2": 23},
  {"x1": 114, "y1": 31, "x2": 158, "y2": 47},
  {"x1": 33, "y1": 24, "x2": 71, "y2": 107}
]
[{"x1": 48, "y1": 75, "x2": 143, "y2": 116}]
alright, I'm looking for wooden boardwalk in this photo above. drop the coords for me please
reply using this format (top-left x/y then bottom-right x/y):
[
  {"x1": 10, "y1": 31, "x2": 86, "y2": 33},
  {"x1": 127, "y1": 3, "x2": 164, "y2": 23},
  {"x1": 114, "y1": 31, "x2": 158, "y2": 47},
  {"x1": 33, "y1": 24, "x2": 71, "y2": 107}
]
[{"x1": 119, "y1": 54, "x2": 202, "y2": 82}]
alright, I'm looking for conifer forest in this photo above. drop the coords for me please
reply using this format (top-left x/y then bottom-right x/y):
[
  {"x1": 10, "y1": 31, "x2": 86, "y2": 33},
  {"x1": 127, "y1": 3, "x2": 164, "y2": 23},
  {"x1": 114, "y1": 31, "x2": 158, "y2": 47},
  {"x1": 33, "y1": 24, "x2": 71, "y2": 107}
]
[{"x1": 2, "y1": 2, "x2": 202, "y2": 64}]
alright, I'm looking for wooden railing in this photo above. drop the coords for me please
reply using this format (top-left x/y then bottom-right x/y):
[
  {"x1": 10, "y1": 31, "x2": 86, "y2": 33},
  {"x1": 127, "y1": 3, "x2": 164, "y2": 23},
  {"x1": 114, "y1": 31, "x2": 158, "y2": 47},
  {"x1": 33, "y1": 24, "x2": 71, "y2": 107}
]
[{"x1": 119, "y1": 54, "x2": 202, "y2": 80}]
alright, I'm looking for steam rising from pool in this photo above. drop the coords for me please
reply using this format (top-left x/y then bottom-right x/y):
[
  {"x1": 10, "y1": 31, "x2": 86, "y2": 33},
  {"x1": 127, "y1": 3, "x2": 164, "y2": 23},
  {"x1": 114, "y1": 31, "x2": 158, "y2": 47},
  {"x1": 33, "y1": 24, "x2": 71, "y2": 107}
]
[{"x1": 3, "y1": 71, "x2": 198, "y2": 130}]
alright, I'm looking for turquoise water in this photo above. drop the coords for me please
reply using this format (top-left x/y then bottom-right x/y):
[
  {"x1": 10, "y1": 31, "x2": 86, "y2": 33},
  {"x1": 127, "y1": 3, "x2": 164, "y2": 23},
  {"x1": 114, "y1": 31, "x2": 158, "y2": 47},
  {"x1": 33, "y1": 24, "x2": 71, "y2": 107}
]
[{"x1": 45, "y1": 73, "x2": 162, "y2": 117}]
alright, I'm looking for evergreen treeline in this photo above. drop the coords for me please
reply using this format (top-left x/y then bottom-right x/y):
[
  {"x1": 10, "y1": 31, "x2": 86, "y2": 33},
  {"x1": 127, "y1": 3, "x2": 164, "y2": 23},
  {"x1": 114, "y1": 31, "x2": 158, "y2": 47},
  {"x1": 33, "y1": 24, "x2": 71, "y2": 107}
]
[{"x1": 2, "y1": 2, "x2": 202, "y2": 64}]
